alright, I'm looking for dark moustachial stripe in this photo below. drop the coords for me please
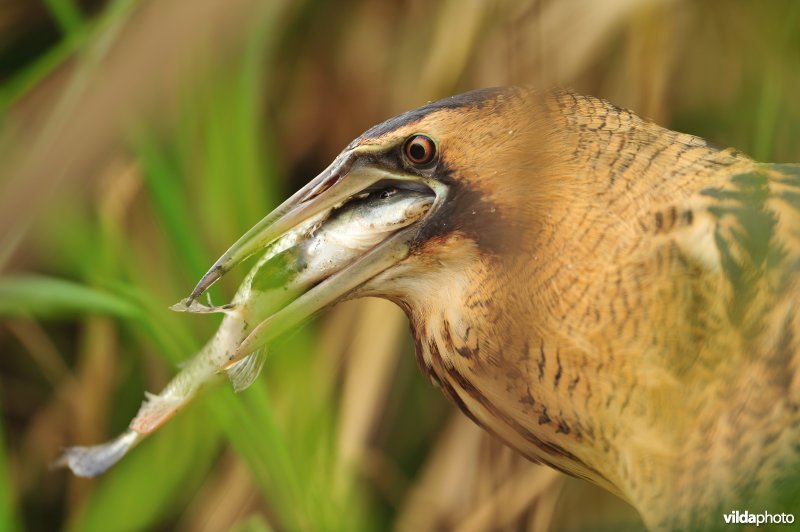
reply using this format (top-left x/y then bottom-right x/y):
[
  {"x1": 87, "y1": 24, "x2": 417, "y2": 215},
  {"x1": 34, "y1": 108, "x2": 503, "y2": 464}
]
[
  {"x1": 411, "y1": 166, "x2": 514, "y2": 254},
  {"x1": 352, "y1": 87, "x2": 521, "y2": 255}
]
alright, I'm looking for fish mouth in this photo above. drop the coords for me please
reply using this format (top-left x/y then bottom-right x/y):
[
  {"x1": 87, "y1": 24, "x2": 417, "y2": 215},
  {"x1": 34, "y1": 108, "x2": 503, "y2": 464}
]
[{"x1": 181, "y1": 150, "x2": 447, "y2": 365}]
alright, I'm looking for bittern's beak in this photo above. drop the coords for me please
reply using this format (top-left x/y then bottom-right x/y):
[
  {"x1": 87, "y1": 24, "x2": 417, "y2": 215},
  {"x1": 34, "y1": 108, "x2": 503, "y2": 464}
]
[{"x1": 185, "y1": 149, "x2": 447, "y2": 364}]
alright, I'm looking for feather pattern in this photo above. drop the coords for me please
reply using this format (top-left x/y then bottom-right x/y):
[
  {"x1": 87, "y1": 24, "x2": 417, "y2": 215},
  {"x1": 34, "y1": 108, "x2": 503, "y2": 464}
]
[{"x1": 356, "y1": 89, "x2": 800, "y2": 529}]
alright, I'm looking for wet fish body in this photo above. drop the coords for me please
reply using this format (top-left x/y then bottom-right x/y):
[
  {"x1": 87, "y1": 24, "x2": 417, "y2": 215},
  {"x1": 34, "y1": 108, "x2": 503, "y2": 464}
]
[{"x1": 57, "y1": 189, "x2": 433, "y2": 476}]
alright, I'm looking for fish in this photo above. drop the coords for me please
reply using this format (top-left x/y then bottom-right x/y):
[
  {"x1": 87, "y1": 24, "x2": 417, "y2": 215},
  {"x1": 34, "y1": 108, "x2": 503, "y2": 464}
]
[{"x1": 55, "y1": 188, "x2": 434, "y2": 477}]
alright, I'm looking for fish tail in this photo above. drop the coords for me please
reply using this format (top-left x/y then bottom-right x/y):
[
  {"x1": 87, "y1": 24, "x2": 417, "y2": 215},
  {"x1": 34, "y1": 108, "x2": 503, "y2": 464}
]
[
  {"x1": 57, "y1": 335, "x2": 225, "y2": 477},
  {"x1": 53, "y1": 430, "x2": 141, "y2": 477}
]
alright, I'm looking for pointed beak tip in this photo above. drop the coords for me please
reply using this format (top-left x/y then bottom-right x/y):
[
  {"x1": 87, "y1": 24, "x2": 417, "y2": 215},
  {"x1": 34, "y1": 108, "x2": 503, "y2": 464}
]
[{"x1": 188, "y1": 265, "x2": 226, "y2": 303}]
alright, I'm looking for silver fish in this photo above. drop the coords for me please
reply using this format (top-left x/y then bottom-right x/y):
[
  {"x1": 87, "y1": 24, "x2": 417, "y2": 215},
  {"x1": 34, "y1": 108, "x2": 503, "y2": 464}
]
[{"x1": 56, "y1": 188, "x2": 433, "y2": 477}]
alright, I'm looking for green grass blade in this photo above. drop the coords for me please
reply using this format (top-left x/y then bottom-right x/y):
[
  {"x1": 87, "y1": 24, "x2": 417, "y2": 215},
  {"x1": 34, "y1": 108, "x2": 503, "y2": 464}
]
[
  {"x1": 0, "y1": 39, "x2": 82, "y2": 113},
  {"x1": 135, "y1": 135, "x2": 210, "y2": 280},
  {"x1": 43, "y1": 0, "x2": 85, "y2": 37},
  {"x1": 0, "y1": 276, "x2": 139, "y2": 319},
  {"x1": 0, "y1": 0, "x2": 136, "y2": 112}
]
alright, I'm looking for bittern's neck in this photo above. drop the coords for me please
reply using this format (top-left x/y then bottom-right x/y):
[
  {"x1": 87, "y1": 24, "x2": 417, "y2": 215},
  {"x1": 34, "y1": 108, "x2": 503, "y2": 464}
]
[
  {"x1": 516, "y1": 92, "x2": 779, "y2": 527},
  {"x1": 545, "y1": 89, "x2": 748, "y2": 223},
  {"x1": 388, "y1": 91, "x2": 769, "y2": 529}
]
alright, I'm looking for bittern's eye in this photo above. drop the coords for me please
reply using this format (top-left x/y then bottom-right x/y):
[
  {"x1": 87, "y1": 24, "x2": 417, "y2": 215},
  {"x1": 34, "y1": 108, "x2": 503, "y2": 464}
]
[{"x1": 403, "y1": 134, "x2": 437, "y2": 167}]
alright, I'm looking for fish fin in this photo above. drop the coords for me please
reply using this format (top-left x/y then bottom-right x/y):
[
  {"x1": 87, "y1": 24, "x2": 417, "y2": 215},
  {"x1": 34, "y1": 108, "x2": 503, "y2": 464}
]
[
  {"x1": 129, "y1": 393, "x2": 183, "y2": 434},
  {"x1": 225, "y1": 348, "x2": 267, "y2": 393},
  {"x1": 169, "y1": 296, "x2": 239, "y2": 316},
  {"x1": 53, "y1": 430, "x2": 140, "y2": 477}
]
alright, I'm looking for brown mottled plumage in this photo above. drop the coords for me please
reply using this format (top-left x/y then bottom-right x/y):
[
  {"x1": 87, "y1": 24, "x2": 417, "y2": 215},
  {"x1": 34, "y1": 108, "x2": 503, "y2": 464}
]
[{"x1": 194, "y1": 87, "x2": 800, "y2": 530}]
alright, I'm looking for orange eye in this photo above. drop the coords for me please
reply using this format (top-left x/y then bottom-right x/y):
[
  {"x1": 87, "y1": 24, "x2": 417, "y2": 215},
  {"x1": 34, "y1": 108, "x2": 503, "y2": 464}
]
[{"x1": 403, "y1": 134, "x2": 437, "y2": 166}]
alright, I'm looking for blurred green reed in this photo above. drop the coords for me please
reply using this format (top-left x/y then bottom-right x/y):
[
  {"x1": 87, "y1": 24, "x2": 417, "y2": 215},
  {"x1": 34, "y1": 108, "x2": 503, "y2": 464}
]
[
  {"x1": 0, "y1": 3, "x2": 375, "y2": 530},
  {"x1": 1, "y1": 1, "x2": 799, "y2": 531},
  {"x1": 0, "y1": 0, "x2": 136, "y2": 114}
]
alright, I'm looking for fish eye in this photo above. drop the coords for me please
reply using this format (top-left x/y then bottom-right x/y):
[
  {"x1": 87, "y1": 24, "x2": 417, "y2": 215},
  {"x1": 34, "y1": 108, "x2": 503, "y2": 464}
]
[
  {"x1": 379, "y1": 188, "x2": 398, "y2": 199},
  {"x1": 403, "y1": 134, "x2": 437, "y2": 167}
]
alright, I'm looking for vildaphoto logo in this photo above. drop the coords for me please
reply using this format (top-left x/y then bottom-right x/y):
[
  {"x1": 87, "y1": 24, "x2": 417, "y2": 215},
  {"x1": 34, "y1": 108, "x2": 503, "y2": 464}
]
[{"x1": 723, "y1": 510, "x2": 795, "y2": 526}]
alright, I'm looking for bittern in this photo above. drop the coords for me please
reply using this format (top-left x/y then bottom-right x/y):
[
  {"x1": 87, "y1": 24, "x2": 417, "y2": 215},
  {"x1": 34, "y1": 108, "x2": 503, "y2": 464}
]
[{"x1": 65, "y1": 87, "x2": 800, "y2": 529}]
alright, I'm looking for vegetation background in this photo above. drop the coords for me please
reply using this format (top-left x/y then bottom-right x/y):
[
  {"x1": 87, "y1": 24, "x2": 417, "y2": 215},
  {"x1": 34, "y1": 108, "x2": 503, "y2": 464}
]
[{"x1": 0, "y1": 0, "x2": 798, "y2": 530}]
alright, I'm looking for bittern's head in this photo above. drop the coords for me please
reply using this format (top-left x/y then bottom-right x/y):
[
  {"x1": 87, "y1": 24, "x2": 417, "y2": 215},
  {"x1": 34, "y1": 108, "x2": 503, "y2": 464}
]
[{"x1": 188, "y1": 87, "x2": 563, "y2": 358}]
